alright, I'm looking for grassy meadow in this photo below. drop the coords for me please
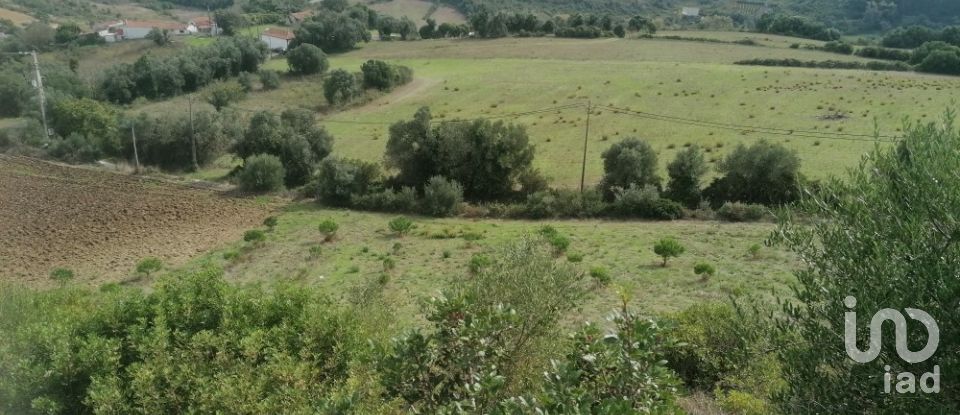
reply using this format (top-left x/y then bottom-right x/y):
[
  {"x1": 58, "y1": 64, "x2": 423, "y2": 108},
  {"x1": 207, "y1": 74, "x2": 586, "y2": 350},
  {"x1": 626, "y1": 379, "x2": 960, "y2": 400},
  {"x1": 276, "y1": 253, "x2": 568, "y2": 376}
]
[{"x1": 180, "y1": 203, "x2": 795, "y2": 328}]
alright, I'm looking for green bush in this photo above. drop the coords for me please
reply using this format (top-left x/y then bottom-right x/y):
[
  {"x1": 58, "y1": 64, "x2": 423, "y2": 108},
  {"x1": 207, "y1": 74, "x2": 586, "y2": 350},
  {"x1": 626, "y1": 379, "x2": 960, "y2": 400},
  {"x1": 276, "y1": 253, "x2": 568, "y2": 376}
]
[
  {"x1": 521, "y1": 188, "x2": 605, "y2": 219},
  {"x1": 286, "y1": 43, "x2": 329, "y2": 75},
  {"x1": 420, "y1": 176, "x2": 463, "y2": 217},
  {"x1": 547, "y1": 234, "x2": 571, "y2": 256},
  {"x1": 360, "y1": 60, "x2": 414, "y2": 91},
  {"x1": 350, "y1": 187, "x2": 417, "y2": 212},
  {"x1": 704, "y1": 141, "x2": 801, "y2": 207},
  {"x1": 233, "y1": 110, "x2": 333, "y2": 188},
  {"x1": 612, "y1": 185, "x2": 683, "y2": 220},
  {"x1": 317, "y1": 219, "x2": 339, "y2": 242},
  {"x1": 258, "y1": 69, "x2": 281, "y2": 90},
  {"x1": 653, "y1": 237, "x2": 684, "y2": 266},
  {"x1": 693, "y1": 262, "x2": 715, "y2": 280},
  {"x1": 243, "y1": 229, "x2": 266, "y2": 244},
  {"x1": 387, "y1": 216, "x2": 414, "y2": 237},
  {"x1": 589, "y1": 266, "x2": 611, "y2": 286},
  {"x1": 135, "y1": 257, "x2": 163, "y2": 276},
  {"x1": 237, "y1": 154, "x2": 285, "y2": 192},
  {"x1": 314, "y1": 157, "x2": 382, "y2": 207},
  {"x1": 323, "y1": 69, "x2": 362, "y2": 106},
  {"x1": 716, "y1": 202, "x2": 766, "y2": 222},
  {"x1": 468, "y1": 253, "x2": 492, "y2": 274},
  {"x1": 263, "y1": 216, "x2": 278, "y2": 230},
  {"x1": 599, "y1": 138, "x2": 660, "y2": 198},
  {"x1": 566, "y1": 252, "x2": 584, "y2": 263}
]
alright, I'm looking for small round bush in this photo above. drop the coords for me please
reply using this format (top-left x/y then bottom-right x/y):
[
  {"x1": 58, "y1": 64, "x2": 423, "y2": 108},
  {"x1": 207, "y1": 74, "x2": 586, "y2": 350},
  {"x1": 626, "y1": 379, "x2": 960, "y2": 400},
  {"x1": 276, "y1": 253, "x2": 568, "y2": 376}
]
[
  {"x1": 286, "y1": 43, "x2": 329, "y2": 75},
  {"x1": 383, "y1": 257, "x2": 396, "y2": 272},
  {"x1": 318, "y1": 219, "x2": 339, "y2": 242},
  {"x1": 388, "y1": 216, "x2": 414, "y2": 236},
  {"x1": 693, "y1": 262, "x2": 716, "y2": 280},
  {"x1": 590, "y1": 266, "x2": 611, "y2": 286},
  {"x1": 421, "y1": 176, "x2": 463, "y2": 217},
  {"x1": 263, "y1": 216, "x2": 278, "y2": 230},
  {"x1": 238, "y1": 154, "x2": 285, "y2": 193},
  {"x1": 136, "y1": 257, "x2": 163, "y2": 276},
  {"x1": 469, "y1": 253, "x2": 492, "y2": 274},
  {"x1": 548, "y1": 234, "x2": 571, "y2": 256},
  {"x1": 747, "y1": 243, "x2": 762, "y2": 259},
  {"x1": 243, "y1": 229, "x2": 266, "y2": 244},
  {"x1": 567, "y1": 252, "x2": 584, "y2": 263},
  {"x1": 653, "y1": 237, "x2": 685, "y2": 266}
]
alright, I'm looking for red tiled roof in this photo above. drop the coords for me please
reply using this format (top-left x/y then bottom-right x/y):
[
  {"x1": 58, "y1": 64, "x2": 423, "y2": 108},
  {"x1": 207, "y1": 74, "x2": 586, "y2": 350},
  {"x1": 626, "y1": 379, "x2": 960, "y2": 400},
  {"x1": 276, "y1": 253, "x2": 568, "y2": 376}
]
[
  {"x1": 262, "y1": 28, "x2": 295, "y2": 40},
  {"x1": 192, "y1": 16, "x2": 213, "y2": 27}
]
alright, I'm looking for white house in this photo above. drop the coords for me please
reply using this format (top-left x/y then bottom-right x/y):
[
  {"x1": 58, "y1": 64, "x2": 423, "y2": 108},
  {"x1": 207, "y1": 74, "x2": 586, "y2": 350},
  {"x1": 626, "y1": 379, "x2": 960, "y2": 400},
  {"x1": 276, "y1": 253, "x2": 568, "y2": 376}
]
[
  {"x1": 118, "y1": 20, "x2": 196, "y2": 40},
  {"x1": 681, "y1": 7, "x2": 701, "y2": 19},
  {"x1": 261, "y1": 28, "x2": 296, "y2": 51}
]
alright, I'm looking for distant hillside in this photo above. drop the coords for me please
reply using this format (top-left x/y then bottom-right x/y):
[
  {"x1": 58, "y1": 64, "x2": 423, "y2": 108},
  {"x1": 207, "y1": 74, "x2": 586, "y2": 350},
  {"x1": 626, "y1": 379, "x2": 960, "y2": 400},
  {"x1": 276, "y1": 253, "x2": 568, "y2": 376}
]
[{"x1": 439, "y1": 0, "x2": 960, "y2": 30}]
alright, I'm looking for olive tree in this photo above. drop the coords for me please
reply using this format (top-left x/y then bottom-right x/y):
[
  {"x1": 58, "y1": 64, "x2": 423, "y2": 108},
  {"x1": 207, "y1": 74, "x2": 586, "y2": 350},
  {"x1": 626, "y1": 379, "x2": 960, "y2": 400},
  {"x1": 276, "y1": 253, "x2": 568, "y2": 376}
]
[{"x1": 599, "y1": 138, "x2": 660, "y2": 199}]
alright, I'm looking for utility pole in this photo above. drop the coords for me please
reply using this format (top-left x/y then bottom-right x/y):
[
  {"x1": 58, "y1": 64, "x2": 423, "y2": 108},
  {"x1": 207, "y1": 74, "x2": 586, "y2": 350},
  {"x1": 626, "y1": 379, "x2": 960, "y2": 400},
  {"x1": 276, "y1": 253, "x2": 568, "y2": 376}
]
[
  {"x1": 579, "y1": 101, "x2": 591, "y2": 194},
  {"x1": 131, "y1": 124, "x2": 141, "y2": 174},
  {"x1": 189, "y1": 95, "x2": 198, "y2": 171},
  {"x1": 27, "y1": 51, "x2": 50, "y2": 137}
]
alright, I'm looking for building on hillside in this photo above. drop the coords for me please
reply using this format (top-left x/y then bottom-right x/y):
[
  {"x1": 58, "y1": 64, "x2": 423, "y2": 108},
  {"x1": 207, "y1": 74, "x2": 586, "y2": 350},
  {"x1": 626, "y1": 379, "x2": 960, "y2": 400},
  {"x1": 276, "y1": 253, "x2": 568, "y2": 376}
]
[
  {"x1": 97, "y1": 29, "x2": 120, "y2": 43},
  {"x1": 261, "y1": 28, "x2": 296, "y2": 52},
  {"x1": 191, "y1": 16, "x2": 221, "y2": 35},
  {"x1": 118, "y1": 20, "x2": 197, "y2": 40},
  {"x1": 681, "y1": 7, "x2": 701, "y2": 19},
  {"x1": 288, "y1": 11, "x2": 314, "y2": 26}
]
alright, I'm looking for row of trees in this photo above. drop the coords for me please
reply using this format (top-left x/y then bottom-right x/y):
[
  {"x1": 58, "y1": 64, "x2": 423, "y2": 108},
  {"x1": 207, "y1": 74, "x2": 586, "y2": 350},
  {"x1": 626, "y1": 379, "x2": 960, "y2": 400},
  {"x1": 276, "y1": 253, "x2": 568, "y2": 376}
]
[
  {"x1": 881, "y1": 25, "x2": 960, "y2": 49},
  {"x1": 466, "y1": 8, "x2": 657, "y2": 39},
  {"x1": 756, "y1": 13, "x2": 843, "y2": 41},
  {"x1": 99, "y1": 37, "x2": 268, "y2": 104}
]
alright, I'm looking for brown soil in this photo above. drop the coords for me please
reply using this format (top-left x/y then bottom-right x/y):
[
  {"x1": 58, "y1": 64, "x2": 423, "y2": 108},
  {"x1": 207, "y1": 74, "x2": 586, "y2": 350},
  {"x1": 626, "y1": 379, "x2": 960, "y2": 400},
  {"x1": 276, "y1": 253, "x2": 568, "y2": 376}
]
[{"x1": 0, "y1": 155, "x2": 272, "y2": 287}]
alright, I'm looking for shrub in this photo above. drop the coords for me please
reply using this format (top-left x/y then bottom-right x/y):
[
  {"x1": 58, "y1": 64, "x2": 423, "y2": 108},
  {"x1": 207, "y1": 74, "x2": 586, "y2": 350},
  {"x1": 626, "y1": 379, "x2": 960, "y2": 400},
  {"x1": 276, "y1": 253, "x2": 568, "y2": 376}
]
[
  {"x1": 612, "y1": 185, "x2": 684, "y2": 220},
  {"x1": 821, "y1": 40, "x2": 853, "y2": 55},
  {"x1": 323, "y1": 69, "x2": 362, "y2": 106},
  {"x1": 350, "y1": 187, "x2": 417, "y2": 212},
  {"x1": 237, "y1": 154, "x2": 285, "y2": 192},
  {"x1": 589, "y1": 266, "x2": 611, "y2": 286},
  {"x1": 468, "y1": 253, "x2": 492, "y2": 274},
  {"x1": 360, "y1": 60, "x2": 414, "y2": 91},
  {"x1": 314, "y1": 158, "x2": 382, "y2": 207},
  {"x1": 286, "y1": 43, "x2": 328, "y2": 75},
  {"x1": 49, "y1": 268, "x2": 74, "y2": 284},
  {"x1": 653, "y1": 237, "x2": 684, "y2": 266},
  {"x1": 387, "y1": 216, "x2": 414, "y2": 237},
  {"x1": 263, "y1": 216, "x2": 278, "y2": 230},
  {"x1": 693, "y1": 262, "x2": 715, "y2": 281},
  {"x1": 547, "y1": 234, "x2": 571, "y2": 256},
  {"x1": 382, "y1": 257, "x2": 396, "y2": 272},
  {"x1": 204, "y1": 80, "x2": 247, "y2": 111},
  {"x1": 234, "y1": 110, "x2": 333, "y2": 188},
  {"x1": 258, "y1": 70, "x2": 281, "y2": 90},
  {"x1": 716, "y1": 202, "x2": 766, "y2": 222},
  {"x1": 243, "y1": 229, "x2": 266, "y2": 244},
  {"x1": 521, "y1": 188, "x2": 605, "y2": 219},
  {"x1": 566, "y1": 252, "x2": 584, "y2": 263},
  {"x1": 704, "y1": 141, "x2": 801, "y2": 207},
  {"x1": 136, "y1": 257, "x2": 163, "y2": 276},
  {"x1": 747, "y1": 243, "x2": 761, "y2": 259},
  {"x1": 317, "y1": 219, "x2": 339, "y2": 242},
  {"x1": 421, "y1": 176, "x2": 463, "y2": 217}
]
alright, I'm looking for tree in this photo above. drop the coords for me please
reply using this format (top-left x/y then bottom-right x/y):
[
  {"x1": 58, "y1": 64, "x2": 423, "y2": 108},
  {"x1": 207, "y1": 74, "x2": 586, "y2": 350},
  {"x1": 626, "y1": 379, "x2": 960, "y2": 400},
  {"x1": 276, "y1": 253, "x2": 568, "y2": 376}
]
[
  {"x1": 665, "y1": 145, "x2": 708, "y2": 208},
  {"x1": 321, "y1": 0, "x2": 348, "y2": 12},
  {"x1": 235, "y1": 110, "x2": 332, "y2": 187},
  {"x1": 50, "y1": 97, "x2": 119, "y2": 146},
  {"x1": 599, "y1": 138, "x2": 661, "y2": 199},
  {"x1": 653, "y1": 237, "x2": 685, "y2": 266},
  {"x1": 238, "y1": 154, "x2": 285, "y2": 192},
  {"x1": 204, "y1": 80, "x2": 246, "y2": 111},
  {"x1": 628, "y1": 15, "x2": 656, "y2": 34},
  {"x1": 613, "y1": 24, "x2": 626, "y2": 38},
  {"x1": 0, "y1": 70, "x2": 29, "y2": 117},
  {"x1": 693, "y1": 262, "x2": 715, "y2": 281},
  {"x1": 294, "y1": 13, "x2": 371, "y2": 53},
  {"x1": 771, "y1": 113, "x2": 960, "y2": 413},
  {"x1": 419, "y1": 18, "x2": 437, "y2": 39},
  {"x1": 314, "y1": 157, "x2": 382, "y2": 206},
  {"x1": 286, "y1": 43, "x2": 328, "y2": 75},
  {"x1": 323, "y1": 69, "x2": 361, "y2": 106},
  {"x1": 917, "y1": 49, "x2": 960, "y2": 75},
  {"x1": 54, "y1": 23, "x2": 82, "y2": 44},
  {"x1": 146, "y1": 28, "x2": 172, "y2": 46},
  {"x1": 20, "y1": 22, "x2": 54, "y2": 51},
  {"x1": 214, "y1": 10, "x2": 246, "y2": 36},
  {"x1": 704, "y1": 141, "x2": 801, "y2": 207}
]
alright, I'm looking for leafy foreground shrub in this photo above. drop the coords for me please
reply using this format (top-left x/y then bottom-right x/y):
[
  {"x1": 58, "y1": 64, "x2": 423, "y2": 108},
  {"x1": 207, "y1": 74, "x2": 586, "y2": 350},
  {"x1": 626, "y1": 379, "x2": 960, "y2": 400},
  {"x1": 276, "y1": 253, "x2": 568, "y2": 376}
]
[
  {"x1": 0, "y1": 267, "x2": 364, "y2": 414},
  {"x1": 237, "y1": 154, "x2": 285, "y2": 192},
  {"x1": 770, "y1": 114, "x2": 960, "y2": 413}
]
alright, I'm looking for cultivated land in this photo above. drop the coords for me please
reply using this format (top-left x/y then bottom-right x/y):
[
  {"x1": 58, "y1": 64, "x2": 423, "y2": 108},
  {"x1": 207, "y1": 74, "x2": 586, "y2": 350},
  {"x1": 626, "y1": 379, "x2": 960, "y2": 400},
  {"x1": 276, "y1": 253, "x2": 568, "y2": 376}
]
[{"x1": 0, "y1": 156, "x2": 273, "y2": 286}]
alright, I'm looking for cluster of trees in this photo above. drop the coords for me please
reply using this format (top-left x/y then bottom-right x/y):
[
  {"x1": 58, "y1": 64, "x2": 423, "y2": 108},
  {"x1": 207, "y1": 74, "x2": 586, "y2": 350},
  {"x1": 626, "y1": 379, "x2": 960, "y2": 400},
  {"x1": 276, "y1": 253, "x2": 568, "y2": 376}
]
[
  {"x1": 235, "y1": 109, "x2": 333, "y2": 188},
  {"x1": 292, "y1": 6, "x2": 374, "y2": 52},
  {"x1": 99, "y1": 37, "x2": 267, "y2": 104},
  {"x1": 415, "y1": 18, "x2": 471, "y2": 40},
  {"x1": 756, "y1": 14, "x2": 842, "y2": 41},
  {"x1": 881, "y1": 25, "x2": 960, "y2": 49},
  {"x1": 463, "y1": 7, "x2": 656, "y2": 39},
  {"x1": 0, "y1": 20, "x2": 103, "y2": 53},
  {"x1": 286, "y1": 56, "x2": 413, "y2": 106},
  {"x1": 0, "y1": 57, "x2": 89, "y2": 118}
]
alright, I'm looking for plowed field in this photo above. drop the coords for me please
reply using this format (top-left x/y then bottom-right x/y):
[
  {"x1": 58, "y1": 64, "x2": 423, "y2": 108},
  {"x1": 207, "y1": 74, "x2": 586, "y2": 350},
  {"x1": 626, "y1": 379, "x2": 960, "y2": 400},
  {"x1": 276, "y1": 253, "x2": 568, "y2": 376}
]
[{"x1": 0, "y1": 156, "x2": 272, "y2": 286}]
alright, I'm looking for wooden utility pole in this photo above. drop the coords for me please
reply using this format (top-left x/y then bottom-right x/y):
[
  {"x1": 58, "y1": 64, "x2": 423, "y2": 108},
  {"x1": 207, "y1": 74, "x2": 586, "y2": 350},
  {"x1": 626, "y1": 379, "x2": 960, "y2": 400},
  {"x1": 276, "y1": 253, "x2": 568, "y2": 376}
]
[
  {"x1": 29, "y1": 51, "x2": 50, "y2": 137},
  {"x1": 189, "y1": 95, "x2": 199, "y2": 171},
  {"x1": 579, "y1": 101, "x2": 591, "y2": 194},
  {"x1": 131, "y1": 124, "x2": 141, "y2": 174}
]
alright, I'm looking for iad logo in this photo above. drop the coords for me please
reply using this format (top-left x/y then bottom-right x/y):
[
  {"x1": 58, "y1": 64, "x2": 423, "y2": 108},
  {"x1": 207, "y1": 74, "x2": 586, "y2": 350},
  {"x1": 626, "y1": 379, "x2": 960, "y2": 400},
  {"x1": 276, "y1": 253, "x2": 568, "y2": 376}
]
[{"x1": 843, "y1": 296, "x2": 940, "y2": 394}]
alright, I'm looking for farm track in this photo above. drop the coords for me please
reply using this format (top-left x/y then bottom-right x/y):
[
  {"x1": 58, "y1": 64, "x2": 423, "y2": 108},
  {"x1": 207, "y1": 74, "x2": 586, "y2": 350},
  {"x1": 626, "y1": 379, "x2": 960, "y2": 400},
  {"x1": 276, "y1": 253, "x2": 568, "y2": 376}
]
[{"x1": 0, "y1": 156, "x2": 272, "y2": 286}]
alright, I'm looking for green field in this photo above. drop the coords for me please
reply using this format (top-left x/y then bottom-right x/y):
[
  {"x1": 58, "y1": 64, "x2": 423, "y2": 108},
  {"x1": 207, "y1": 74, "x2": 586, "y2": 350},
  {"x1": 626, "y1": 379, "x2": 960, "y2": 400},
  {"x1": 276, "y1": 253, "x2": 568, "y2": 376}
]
[
  {"x1": 184, "y1": 203, "x2": 795, "y2": 327},
  {"x1": 260, "y1": 37, "x2": 959, "y2": 187}
]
